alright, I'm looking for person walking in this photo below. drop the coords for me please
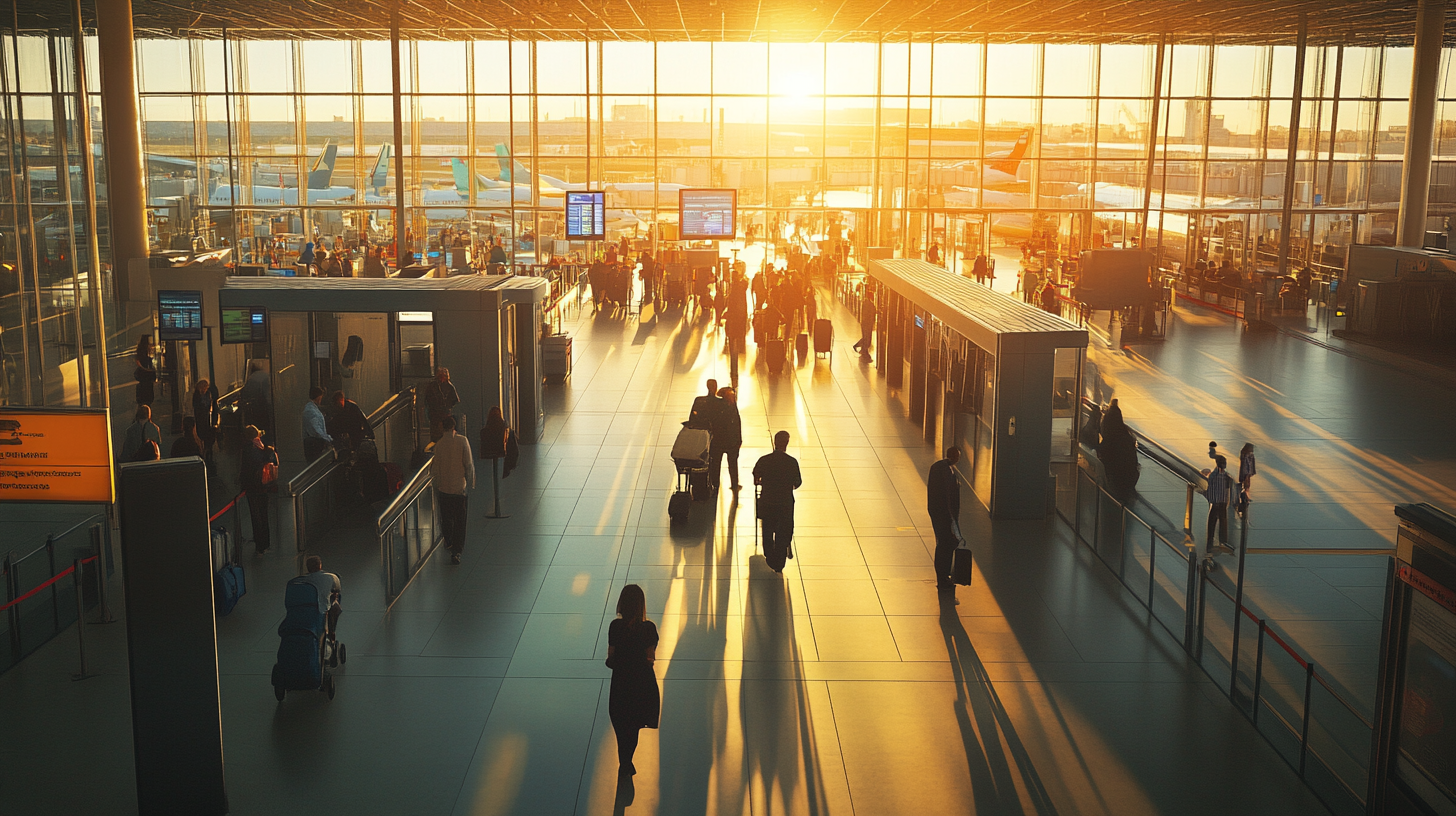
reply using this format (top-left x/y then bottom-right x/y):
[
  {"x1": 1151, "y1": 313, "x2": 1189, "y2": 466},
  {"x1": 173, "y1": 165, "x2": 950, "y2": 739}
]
[
  {"x1": 240, "y1": 425, "x2": 279, "y2": 555},
  {"x1": 687, "y1": 379, "x2": 721, "y2": 430},
  {"x1": 1237, "y1": 443, "x2": 1257, "y2": 517},
  {"x1": 606, "y1": 584, "x2": 659, "y2": 776},
  {"x1": 423, "y1": 367, "x2": 460, "y2": 443},
  {"x1": 302, "y1": 386, "x2": 334, "y2": 461},
  {"x1": 120, "y1": 405, "x2": 163, "y2": 463},
  {"x1": 132, "y1": 335, "x2": 157, "y2": 407},
  {"x1": 710, "y1": 386, "x2": 743, "y2": 493},
  {"x1": 753, "y1": 431, "x2": 802, "y2": 573},
  {"x1": 927, "y1": 447, "x2": 962, "y2": 592},
  {"x1": 431, "y1": 415, "x2": 475, "y2": 565},
  {"x1": 1204, "y1": 453, "x2": 1235, "y2": 555},
  {"x1": 854, "y1": 289, "x2": 877, "y2": 360}
]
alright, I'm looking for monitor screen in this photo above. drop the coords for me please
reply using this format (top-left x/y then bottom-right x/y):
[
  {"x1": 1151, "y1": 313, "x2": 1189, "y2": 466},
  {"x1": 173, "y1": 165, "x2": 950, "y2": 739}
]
[
  {"x1": 678, "y1": 189, "x2": 737, "y2": 240},
  {"x1": 565, "y1": 191, "x2": 606, "y2": 240},
  {"x1": 156, "y1": 290, "x2": 204, "y2": 341},
  {"x1": 219, "y1": 306, "x2": 268, "y2": 344}
]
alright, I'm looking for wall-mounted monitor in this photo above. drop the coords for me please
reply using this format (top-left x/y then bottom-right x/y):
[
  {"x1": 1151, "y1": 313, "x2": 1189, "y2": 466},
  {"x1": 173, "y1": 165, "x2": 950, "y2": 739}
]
[
  {"x1": 157, "y1": 290, "x2": 204, "y2": 341},
  {"x1": 678, "y1": 189, "x2": 737, "y2": 241},
  {"x1": 565, "y1": 191, "x2": 606, "y2": 240},
  {"x1": 219, "y1": 306, "x2": 268, "y2": 345}
]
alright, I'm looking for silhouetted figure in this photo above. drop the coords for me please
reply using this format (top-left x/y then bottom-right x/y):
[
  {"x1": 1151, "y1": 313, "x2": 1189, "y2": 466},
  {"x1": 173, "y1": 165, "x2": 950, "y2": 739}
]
[
  {"x1": 1097, "y1": 401, "x2": 1140, "y2": 502},
  {"x1": 927, "y1": 447, "x2": 963, "y2": 591},
  {"x1": 753, "y1": 431, "x2": 803, "y2": 573},
  {"x1": 607, "y1": 584, "x2": 659, "y2": 776}
]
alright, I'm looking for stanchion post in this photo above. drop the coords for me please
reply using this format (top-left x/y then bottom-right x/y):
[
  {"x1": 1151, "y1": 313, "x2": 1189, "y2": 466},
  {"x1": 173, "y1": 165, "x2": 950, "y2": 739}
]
[
  {"x1": 46, "y1": 535, "x2": 59, "y2": 631},
  {"x1": 4, "y1": 554, "x2": 18, "y2": 660},
  {"x1": 72, "y1": 560, "x2": 95, "y2": 681},
  {"x1": 90, "y1": 524, "x2": 115, "y2": 624}
]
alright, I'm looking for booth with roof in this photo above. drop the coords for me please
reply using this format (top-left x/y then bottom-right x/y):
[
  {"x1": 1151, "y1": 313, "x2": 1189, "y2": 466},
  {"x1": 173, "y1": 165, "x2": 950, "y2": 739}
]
[
  {"x1": 865, "y1": 259, "x2": 1088, "y2": 519},
  {"x1": 216, "y1": 276, "x2": 548, "y2": 472}
]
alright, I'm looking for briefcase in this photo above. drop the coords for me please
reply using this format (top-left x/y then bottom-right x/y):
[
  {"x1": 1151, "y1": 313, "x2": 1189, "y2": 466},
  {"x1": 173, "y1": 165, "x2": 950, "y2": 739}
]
[{"x1": 952, "y1": 541, "x2": 973, "y2": 586}]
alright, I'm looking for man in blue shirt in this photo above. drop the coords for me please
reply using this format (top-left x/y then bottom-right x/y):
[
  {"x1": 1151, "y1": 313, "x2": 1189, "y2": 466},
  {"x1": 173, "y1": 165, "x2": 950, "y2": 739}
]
[
  {"x1": 1204, "y1": 454, "x2": 1234, "y2": 554},
  {"x1": 301, "y1": 386, "x2": 333, "y2": 461}
]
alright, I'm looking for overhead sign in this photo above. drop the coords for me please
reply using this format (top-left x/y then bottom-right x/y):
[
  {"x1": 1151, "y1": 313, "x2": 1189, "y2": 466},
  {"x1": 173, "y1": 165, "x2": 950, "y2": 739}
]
[
  {"x1": 565, "y1": 191, "x2": 606, "y2": 240},
  {"x1": 679, "y1": 189, "x2": 737, "y2": 240},
  {"x1": 220, "y1": 306, "x2": 268, "y2": 344},
  {"x1": 0, "y1": 410, "x2": 114, "y2": 503},
  {"x1": 157, "y1": 290, "x2": 204, "y2": 341}
]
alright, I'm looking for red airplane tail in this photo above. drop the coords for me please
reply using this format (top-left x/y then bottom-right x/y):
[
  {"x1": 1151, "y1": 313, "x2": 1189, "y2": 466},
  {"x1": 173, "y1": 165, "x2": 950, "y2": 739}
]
[{"x1": 988, "y1": 129, "x2": 1032, "y2": 177}]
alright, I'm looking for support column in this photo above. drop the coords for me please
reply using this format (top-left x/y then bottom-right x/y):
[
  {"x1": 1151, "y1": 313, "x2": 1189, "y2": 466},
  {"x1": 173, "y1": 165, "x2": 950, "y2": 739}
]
[
  {"x1": 514, "y1": 301, "x2": 544, "y2": 443},
  {"x1": 96, "y1": 0, "x2": 147, "y2": 301},
  {"x1": 391, "y1": 9, "x2": 407, "y2": 268},
  {"x1": 73, "y1": 0, "x2": 110, "y2": 410},
  {"x1": 1278, "y1": 15, "x2": 1307, "y2": 277},
  {"x1": 1397, "y1": 0, "x2": 1448, "y2": 248}
]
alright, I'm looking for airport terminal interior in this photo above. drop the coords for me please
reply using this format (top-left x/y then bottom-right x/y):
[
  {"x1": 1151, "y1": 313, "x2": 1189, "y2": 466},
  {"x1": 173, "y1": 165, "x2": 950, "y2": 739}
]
[{"x1": 1, "y1": 0, "x2": 1456, "y2": 814}]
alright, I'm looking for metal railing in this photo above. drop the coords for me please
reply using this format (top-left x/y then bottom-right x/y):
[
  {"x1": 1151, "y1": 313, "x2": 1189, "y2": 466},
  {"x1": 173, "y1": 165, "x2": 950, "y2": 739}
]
[
  {"x1": 377, "y1": 453, "x2": 439, "y2": 603},
  {"x1": 1058, "y1": 407, "x2": 1376, "y2": 816},
  {"x1": 1, "y1": 513, "x2": 113, "y2": 675},
  {"x1": 286, "y1": 386, "x2": 418, "y2": 552}
]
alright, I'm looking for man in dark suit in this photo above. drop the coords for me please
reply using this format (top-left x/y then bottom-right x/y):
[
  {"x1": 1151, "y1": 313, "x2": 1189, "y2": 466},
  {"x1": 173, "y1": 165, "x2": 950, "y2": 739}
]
[
  {"x1": 754, "y1": 431, "x2": 803, "y2": 573},
  {"x1": 327, "y1": 390, "x2": 374, "y2": 452},
  {"x1": 927, "y1": 447, "x2": 962, "y2": 591}
]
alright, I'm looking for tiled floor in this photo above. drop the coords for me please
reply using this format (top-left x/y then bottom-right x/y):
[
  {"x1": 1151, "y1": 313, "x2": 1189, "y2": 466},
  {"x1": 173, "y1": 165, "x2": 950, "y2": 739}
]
[
  {"x1": 0, "y1": 286, "x2": 1329, "y2": 815},
  {"x1": 1083, "y1": 299, "x2": 1456, "y2": 715}
]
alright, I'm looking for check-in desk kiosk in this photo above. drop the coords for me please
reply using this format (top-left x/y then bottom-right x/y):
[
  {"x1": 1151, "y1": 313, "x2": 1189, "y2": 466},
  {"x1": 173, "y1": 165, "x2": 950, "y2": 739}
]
[
  {"x1": 866, "y1": 259, "x2": 1087, "y2": 519},
  {"x1": 217, "y1": 276, "x2": 549, "y2": 471},
  {"x1": 1369, "y1": 503, "x2": 1456, "y2": 816}
]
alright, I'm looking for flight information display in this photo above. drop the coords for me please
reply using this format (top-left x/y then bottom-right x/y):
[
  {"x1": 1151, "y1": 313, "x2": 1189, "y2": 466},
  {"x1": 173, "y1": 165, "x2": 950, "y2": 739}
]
[
  {"x1": 679, "y1": 189, "x2": 737, "y2": 240},
  {"x1": 565, "y1": 191, "x2": 606, "y2": 240},
  {"x1": 157, "y1": 290, "x2": 204, "y2": 341},
  {"x1": 220, "y1": 306, "x2": 268, "y2": 344}
]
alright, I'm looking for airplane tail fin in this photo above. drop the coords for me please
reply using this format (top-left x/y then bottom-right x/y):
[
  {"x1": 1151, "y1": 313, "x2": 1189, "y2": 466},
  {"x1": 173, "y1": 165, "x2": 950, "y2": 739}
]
[
  {"x1": 988, "y1": 129, "x2": 1032, "y2": 178},
  {"x1": 368, "y1": 143, "x2": 392, "y2": 193},
  {"x1": 494, "y1": 143, "x2": 534, "y2": 185},
  {"x1": 451, "y1": 158, "x2": 470, "y2": 193},
  {"x1": 306, "y1": 141, "x2": 339, "y2": 189}
]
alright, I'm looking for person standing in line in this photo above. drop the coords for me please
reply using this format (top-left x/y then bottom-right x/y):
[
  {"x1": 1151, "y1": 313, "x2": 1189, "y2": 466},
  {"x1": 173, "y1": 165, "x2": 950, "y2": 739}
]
[
  {"x1": 240, "y1": 425, "x2": 279, "y2": 555},
  {"x1": 606, "y1": 584, "x2": 659, "y2": 776},
  {"x1": 431, "y1": 415, "x2": 475, "y2": 565},
  {"x1": 927, "y1": 447, "x2": 963, "y2": 592},
  {"x1": 327, "y1": 390, "x2": 374, "y2": 452},
  {"x1": 120, "y1": 405, "x2": 162, "y2": 462},
  {"x1": 169, "y1": 416, "x2": 204, "y2": 459},
  {"x1": 423, "y1": 367, "x2": 460, "y2": 443},
  {"x1": 753, "y1": 431, "x2": 803, "y2": 573},
  {"x1": 302, "y1": 386, "x2": 334, "y2": 461},
  {"x1": 191, "y1": 378, "x2": 218, "y2": 460},
  {"x1": 133, "y1": 335, "x2": 157, "y2": 407},
  {"x1": 1237, "y1": 443, "x2": 1257, "y2": 517},
  {"x1": 710, "y1": 386, "x2": 743, "y2": 493},
  {"x1": 854, "y1": 287, "x2": 876, "y2": 360},
  {"x1": 1204, "y1": 453, "x2": 1234, "y2": 555}
]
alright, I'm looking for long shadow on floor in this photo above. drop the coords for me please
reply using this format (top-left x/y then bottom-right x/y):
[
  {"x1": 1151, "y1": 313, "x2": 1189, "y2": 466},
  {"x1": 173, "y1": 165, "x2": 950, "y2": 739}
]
[{"x1": 939, "y1": 594, "x2": 1061, "y2": 816}]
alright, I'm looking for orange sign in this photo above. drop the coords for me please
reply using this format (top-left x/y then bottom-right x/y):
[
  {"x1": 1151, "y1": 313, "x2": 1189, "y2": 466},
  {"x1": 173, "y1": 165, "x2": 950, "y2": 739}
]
[{"x1": 0, "y1": 410, "x2": 114, "y2": 503}]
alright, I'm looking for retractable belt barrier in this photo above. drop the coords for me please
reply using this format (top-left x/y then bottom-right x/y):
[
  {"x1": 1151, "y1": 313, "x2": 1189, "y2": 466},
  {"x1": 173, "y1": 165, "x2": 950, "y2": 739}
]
[{"x1": 0, "y1": 555, "x2": 98, "y2": 612}]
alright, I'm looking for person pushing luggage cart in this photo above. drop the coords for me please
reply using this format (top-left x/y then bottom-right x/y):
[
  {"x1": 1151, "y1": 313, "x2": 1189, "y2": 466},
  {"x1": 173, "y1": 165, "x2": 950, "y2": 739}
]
[{"x1": 271, "y1": 556, "x2": 346, "y2": 701}]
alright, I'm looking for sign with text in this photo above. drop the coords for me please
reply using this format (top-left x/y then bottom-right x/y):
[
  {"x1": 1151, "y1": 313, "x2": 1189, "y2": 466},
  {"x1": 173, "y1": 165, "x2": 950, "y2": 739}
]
[
  {"x1": 679, "y1": 189, "x2": 737, "y2": 240},
  {"x1": 0, "y1": 410, "x2": 114, "y2": 503},
  {"x1": 157, "y1": 290, "x2": 204, "y2": 341},
  {"x1": 220, "y1": 306, "x2": 268, "y2": 344},
  {"x1": 565, "y1": 191, "x2": 606, "y2": 240}
]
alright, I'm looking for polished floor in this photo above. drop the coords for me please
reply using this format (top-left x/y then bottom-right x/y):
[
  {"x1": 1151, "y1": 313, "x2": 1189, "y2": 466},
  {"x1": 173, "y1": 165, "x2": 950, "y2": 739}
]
[{"x1": 1, "y1": 286, "x2": 1333, "y2": 815}]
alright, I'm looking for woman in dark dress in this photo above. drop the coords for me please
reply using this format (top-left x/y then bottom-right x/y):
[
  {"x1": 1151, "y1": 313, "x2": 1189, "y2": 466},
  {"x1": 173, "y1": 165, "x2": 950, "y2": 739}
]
[
  {"x1": 133, "y1": 335, "x2": 156, "y2": 406},
  {"x1": 606, "y1": 584, "x2": 659, "y2": 775}
]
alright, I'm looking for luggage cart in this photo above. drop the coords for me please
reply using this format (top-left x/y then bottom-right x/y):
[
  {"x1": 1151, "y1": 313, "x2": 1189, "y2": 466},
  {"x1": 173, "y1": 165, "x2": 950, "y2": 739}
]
[
  {"x1": 668, "y1": 426, "x2": 711, "y2": 523},
  {"x1": 271, "y1": 576, "x2": 346, "y2": 701}
]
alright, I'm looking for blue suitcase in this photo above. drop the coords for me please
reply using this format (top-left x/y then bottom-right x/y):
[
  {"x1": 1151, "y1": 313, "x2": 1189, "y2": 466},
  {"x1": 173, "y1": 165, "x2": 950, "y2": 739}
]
[{"x1": 211, "y1": 526, "x2": 246, "y2": 616}]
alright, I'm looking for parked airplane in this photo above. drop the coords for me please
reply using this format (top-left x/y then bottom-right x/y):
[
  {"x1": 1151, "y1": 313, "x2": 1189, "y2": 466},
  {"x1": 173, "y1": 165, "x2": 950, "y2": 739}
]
[
  {"x1": 491, "y1": 144, "x2": 688, "y2": 205},
  {"x1": 207, "y1": 142, "x2": 361, "y2": 206}
]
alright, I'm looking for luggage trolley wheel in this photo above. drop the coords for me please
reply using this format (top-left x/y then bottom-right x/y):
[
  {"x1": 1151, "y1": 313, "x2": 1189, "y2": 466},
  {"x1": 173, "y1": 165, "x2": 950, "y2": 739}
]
[
  {"x1": 337, "y1": 642, "x2": 347, "y2": 665},
  {"x1": 324, "y1": 674, "x2": 336, "y2": 700}
]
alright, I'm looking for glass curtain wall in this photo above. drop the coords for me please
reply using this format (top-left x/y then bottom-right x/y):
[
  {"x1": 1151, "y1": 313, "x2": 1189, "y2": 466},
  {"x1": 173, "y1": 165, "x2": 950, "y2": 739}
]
[
  {"x1": 0, "y1": 1, "x2": 107, "y2": 408},
  {"x1": 134, "y1": 36, "x2": 1455, "y2": 280}
]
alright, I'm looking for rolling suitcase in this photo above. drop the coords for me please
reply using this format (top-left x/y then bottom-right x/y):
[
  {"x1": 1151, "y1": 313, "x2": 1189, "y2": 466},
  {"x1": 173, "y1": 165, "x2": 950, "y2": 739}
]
[
  {"x1": 689, "y1": 470, "x2": 712, "y2": 501},
  {"x1": 814, "y1": 319, "x2": 833, "y2": 355},
  {"x1": 212, "y1": 526, "x2": 246, "y2": 616},
  {"x1": 952, "y1": 540, "x2": 974, "y2": 586},
  {"x1": 668, "y1": 490, "x2": 692, "y2": 521},
  {"x1": 796, "y1": 332, "x2": 809, "y2": 360},
  {"x1": 765, "y1": 338, "x2": 785, "y2": 374}
]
